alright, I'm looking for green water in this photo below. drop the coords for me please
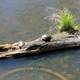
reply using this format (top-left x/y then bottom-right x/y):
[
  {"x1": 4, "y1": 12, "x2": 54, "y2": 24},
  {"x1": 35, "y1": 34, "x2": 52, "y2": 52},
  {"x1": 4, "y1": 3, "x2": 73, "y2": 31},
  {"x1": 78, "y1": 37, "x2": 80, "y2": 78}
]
[{"x1": 0, "y1": 0, "x2": 80, "y2": 80}]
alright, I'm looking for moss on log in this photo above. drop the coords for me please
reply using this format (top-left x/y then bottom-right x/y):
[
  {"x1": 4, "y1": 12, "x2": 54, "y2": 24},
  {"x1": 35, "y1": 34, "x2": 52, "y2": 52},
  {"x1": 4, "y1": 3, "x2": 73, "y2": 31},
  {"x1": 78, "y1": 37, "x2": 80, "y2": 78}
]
[{"x1": 0, "y1": 32, "x2": 80, "y2": 58}]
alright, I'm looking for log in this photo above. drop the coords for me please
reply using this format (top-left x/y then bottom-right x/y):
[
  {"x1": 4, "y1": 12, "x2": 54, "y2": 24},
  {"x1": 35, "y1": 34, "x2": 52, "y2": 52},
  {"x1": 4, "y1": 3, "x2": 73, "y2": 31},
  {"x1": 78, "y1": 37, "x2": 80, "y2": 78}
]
[{"x1": 0, "y1": 32, "x2": 80, "y2": 58}]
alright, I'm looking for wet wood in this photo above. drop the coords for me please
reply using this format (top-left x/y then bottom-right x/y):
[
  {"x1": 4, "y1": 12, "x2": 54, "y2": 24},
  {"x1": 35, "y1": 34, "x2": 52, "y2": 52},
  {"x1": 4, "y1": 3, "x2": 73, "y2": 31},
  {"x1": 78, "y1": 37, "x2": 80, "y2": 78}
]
[{"x1": 0, "y1": 32, "x2": 80, "y2": 58}]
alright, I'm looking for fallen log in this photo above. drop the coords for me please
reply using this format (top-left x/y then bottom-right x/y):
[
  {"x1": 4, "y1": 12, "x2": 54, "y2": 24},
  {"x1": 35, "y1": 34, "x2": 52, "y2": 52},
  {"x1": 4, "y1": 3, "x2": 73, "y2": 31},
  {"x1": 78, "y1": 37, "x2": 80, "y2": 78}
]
[{"x1": 0, "y1": 32, "x2": 80, "y2": 58}]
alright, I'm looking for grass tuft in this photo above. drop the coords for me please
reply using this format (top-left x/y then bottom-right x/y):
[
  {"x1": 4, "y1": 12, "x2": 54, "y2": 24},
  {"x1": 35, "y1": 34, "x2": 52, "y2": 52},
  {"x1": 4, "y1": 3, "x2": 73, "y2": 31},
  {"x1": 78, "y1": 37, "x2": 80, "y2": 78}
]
[{"x1": 56, "y1": 8, "x2": 79, "y2": 34}]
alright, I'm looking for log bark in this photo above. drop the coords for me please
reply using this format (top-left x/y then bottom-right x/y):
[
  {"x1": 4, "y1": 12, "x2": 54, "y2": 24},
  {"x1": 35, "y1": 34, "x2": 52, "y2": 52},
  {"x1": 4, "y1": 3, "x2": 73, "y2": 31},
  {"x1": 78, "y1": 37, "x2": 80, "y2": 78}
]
[{"x1": 0, "y1": 32, "x2": 80, "y2": 58}]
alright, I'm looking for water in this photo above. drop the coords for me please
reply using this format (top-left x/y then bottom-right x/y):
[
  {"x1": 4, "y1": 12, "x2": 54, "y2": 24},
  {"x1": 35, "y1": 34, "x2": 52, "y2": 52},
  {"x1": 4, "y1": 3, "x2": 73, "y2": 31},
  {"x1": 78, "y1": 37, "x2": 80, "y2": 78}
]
[{"x1": 0, "y1": 0, "x2": 80, "y2": 80}]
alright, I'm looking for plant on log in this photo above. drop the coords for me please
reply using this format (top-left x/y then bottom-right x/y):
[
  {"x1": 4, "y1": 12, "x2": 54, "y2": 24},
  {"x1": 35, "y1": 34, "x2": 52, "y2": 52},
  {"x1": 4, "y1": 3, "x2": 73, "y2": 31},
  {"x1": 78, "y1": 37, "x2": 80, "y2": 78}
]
[{"x1": 55, "y1": 8, "x2": 80, "y2": 34}]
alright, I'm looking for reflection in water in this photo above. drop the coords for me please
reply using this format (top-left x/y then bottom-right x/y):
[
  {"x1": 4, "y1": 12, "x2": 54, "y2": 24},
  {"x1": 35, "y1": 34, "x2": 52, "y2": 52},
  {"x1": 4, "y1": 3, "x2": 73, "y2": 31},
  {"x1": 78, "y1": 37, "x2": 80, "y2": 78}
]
[
  {"x1": 0, "y1": 67, "x2": 68, "y2": 80},
  {"x1": 0, "y1": 0, "x2": 80, "y2": 43},
  {"x1": 0, "y1": 0, "x2": 80, "y2": 80},
  {"x1": 0, "y1": 49, "x2": 80, "y2": 80}
]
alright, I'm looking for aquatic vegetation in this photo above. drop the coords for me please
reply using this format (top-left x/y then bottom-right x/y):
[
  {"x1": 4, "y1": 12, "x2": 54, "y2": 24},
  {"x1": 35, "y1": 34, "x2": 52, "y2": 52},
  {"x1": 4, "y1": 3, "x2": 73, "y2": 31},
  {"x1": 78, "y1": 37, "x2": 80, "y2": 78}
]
[
  {"x1": 46, "y1": 8, "x2": 80, "y2": 34},
  {"x1": 55, "y1": 9, "x2": 80, "y2": 34}
]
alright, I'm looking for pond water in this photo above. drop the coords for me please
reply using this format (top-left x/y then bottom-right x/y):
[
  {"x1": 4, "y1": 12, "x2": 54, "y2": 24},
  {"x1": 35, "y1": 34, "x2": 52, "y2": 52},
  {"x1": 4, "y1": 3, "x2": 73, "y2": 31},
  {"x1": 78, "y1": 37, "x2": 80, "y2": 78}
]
[{"x1": 0, "y1": 0, "x2": 80, "y2": 80}]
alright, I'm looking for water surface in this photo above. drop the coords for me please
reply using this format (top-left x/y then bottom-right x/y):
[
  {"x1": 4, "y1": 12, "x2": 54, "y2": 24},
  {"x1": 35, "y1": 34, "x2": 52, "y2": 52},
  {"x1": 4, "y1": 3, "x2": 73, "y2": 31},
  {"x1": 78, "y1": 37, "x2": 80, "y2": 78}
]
[{"x1": 0, "y1": 0, "x2": 80, "y2": 80}]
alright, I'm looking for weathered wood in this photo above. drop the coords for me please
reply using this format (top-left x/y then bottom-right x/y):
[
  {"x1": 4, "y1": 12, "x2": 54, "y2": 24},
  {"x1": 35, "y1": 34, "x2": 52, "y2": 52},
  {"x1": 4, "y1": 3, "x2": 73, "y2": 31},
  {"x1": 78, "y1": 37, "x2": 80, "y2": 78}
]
[{"x1": 0, "y1": 32, "x2": 80, "y2": 58}]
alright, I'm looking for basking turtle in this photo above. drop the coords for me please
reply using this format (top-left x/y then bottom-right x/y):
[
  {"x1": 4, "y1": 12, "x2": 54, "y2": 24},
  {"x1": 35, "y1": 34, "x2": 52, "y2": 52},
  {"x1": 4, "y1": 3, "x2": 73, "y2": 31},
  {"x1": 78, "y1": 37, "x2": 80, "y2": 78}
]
[{"x1": 41, "y1": 34, "x2": 52, "y2": 42}]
